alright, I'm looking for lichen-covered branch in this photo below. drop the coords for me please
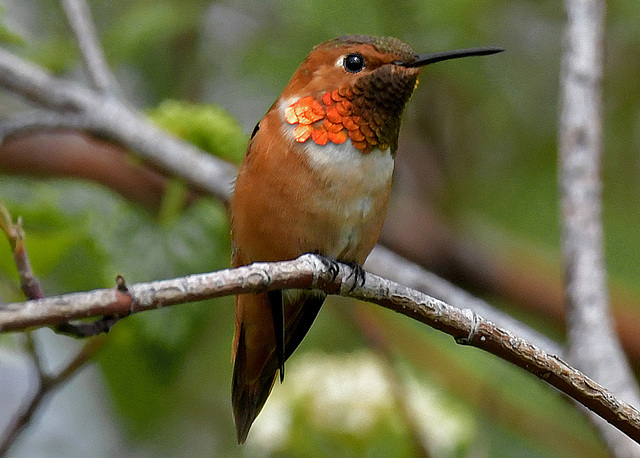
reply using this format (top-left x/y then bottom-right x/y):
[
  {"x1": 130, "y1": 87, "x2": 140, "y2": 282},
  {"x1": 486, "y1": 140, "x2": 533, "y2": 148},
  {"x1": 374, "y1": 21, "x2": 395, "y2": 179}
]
[{"x1": 1, "y1": 254, "x2": 640, "y2": 443}]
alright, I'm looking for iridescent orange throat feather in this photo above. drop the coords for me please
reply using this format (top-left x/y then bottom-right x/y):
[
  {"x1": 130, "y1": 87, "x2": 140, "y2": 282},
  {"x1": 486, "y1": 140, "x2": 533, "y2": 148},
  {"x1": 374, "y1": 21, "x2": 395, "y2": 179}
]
[{"x1": 284, "y1": 66, "x2": 419, "y2": 154}]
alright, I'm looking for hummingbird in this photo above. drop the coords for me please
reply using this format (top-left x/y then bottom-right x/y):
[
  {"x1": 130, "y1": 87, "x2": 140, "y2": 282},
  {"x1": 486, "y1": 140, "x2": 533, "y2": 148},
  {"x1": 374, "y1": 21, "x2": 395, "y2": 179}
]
[{"x1": 230, "y1": 34, "x2": 501, "y2": 443}]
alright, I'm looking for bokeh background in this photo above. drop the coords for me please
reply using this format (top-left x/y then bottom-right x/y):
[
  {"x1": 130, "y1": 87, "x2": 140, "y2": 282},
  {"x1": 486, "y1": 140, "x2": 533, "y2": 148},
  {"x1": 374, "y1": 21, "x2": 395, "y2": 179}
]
[{"x1": 1, "y1": 0, "x2": 639, "y2": 456}]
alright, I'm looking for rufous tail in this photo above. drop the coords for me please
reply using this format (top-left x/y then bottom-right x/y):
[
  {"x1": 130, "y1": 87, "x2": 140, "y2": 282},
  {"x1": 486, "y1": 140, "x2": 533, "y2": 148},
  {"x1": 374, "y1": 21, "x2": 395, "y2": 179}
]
[{"x1": 232, "y1": 290, "x2": 325, "y2": 443}]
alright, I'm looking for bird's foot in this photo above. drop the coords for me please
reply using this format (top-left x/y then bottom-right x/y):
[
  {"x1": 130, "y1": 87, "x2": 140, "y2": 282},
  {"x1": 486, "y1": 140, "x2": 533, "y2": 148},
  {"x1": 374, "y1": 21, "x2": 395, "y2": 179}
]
[
  {"x1": 344, "y1": 261, "x2": 366, "y2": 291},
  {"x1": 312, "y1": 253, "x2": 340, "y2": 282},
  {"x1": 310, "y1": 253, "x2": 365, "y2": 291}
]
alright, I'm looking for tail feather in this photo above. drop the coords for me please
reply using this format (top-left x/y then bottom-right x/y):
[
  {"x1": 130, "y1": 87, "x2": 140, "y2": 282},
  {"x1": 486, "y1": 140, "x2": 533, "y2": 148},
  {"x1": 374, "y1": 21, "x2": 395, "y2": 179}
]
[
  {"x1": 232, "y1": 324, "x2": 277, "y2": 443},
  {"x1": 268, "y1": 290, "x2": 285, "y2": 382},
  {"x1": 283, "y1": 290, "x2": 325, "y2": 359},
  {"x1": 232, "y1": 290, "x2": 326, "y2": 443}
]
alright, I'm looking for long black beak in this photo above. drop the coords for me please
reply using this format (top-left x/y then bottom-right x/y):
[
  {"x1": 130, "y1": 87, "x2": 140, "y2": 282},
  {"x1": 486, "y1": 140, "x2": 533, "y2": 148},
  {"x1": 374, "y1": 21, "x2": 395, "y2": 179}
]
[{"x1": 401, "y1": 46, "x2": 503, "y2": 68}]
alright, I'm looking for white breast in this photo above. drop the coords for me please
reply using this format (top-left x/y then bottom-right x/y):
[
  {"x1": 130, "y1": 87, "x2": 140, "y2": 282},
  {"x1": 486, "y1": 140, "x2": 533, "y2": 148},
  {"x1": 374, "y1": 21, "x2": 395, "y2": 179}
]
[
  {"x1": 279, "y1": 97, "x2": 394, "y2": 200},
  {"x1": 279, "y1": 97, "x2": 394, "y2": 258}
]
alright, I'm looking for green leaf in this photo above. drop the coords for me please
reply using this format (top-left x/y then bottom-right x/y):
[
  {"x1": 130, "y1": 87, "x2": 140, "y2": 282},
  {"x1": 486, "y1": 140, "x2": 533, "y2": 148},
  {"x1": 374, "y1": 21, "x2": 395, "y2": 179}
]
[{"x1": 148, "y1": 100, "x2": 247, "y2": 164}]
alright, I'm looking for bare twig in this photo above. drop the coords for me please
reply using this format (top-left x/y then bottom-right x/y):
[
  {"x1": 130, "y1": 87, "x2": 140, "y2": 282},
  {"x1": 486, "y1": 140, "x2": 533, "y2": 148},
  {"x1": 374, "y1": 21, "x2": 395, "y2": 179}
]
[
  {"x1": 0, "y1": 254, "x2": 640, "y2": 442},
  {"x1": 0, "y1": 203, "x2": 108, "y2": 455},
  {"x1": 0, "y1": 335, "x2": 106, "y2": 456},
  {"x1": 55, "y1": 276, "x2": 128, "y2": 337},
  {"x1": 0, "y1": 200, "x2": 44, "y2": 300},
  {"x1": 60, "y1": 0, "x2": 119, "y2": 95},
  {"x1": 559, "y1": 0, "x2": 640, "y2": 455}
]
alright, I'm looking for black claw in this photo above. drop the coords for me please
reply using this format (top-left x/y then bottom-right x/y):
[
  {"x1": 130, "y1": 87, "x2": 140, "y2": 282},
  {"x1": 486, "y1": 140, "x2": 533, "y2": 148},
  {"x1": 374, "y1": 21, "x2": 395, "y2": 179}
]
[
  {"x1": 268, "y1": 290, "x2": 285, "y2": 381},
  {"x1": 309, "y1": 253, "x2": 365, "y2": 291},
  {"x1": 313, "y1": 253, "x2": 340, "y2": 282},
  {"x1": 345, "y1": 261, "x2": 366, "y2": 291}
]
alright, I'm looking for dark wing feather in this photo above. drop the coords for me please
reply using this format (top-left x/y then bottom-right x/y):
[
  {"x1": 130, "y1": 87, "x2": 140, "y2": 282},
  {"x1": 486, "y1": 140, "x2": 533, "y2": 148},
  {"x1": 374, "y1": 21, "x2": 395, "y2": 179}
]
[
  {"x1": 232, "y1": 290, "x2": 326, "y2": 443},
  {"x1": 268, "y1": 290, "x2": 285, "y2": 382}
]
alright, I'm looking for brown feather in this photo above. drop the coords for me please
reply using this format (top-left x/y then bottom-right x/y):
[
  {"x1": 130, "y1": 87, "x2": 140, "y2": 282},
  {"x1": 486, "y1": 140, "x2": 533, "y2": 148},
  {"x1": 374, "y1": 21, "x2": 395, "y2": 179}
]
[
  {"x1": 229, "y1": 36, "x2": 421, "y2": 443},
  {"x1": 232, "y1": 289, "x2": 325, "y2": 443}
]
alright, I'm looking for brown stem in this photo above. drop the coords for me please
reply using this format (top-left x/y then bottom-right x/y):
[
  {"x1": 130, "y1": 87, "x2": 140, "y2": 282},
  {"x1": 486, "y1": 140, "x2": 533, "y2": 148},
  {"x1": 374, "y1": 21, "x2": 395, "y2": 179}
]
[
  {"x1": 0, "y1": 201, "x2": 44, "y2": 300},
  {"x1": 0, "y1": 131, "x2": 202, "y2": 213}
]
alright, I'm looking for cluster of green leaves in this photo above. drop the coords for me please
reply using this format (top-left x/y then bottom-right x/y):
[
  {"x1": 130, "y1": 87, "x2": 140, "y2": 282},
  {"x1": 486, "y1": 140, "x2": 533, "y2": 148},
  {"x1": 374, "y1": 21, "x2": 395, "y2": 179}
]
[{"x1": 148, "y1": 99, "x2": 247, "y2": 164}]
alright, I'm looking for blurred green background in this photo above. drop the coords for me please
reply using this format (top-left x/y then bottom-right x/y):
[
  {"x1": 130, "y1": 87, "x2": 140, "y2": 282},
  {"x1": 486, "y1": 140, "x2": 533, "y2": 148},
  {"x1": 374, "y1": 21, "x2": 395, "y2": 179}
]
[{"x1": 1, "y1": 0, "x2": 639, "y2": 456}]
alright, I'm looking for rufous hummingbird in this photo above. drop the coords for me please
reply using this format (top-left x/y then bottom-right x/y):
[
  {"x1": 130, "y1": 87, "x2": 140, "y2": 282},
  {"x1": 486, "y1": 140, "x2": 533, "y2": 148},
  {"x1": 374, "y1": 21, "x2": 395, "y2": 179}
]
[{"x1": 230, "y1": 34, "x2": 501, "y2": 443}]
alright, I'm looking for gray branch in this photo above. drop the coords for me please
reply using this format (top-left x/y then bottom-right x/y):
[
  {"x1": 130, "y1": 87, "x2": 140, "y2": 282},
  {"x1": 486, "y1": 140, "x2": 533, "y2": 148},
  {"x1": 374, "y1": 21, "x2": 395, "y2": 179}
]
[
  {"x1": 1, "y1": 254, "x2": 640, "y2": 443},
  {"x1": 0, "y1": 47, "x2": 236, "y2": 204},
  {"x1": 0, "y1": 110, "x2": 93, "y2": 141},
  {"x1": 366, "y1": 245, "x2": 563, "y2": 357},
  {"x1": 559, "y1": 0, "x2": 640, "y2": 455},
  {"x1": 60, "y1": 0, "x2": 119, "y2": 95}
]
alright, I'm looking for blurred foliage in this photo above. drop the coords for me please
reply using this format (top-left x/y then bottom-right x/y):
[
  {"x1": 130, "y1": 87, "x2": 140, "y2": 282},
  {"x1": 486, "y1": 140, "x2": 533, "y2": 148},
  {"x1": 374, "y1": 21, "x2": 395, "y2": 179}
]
[
  {"x1": 0, "y1": 5, "x2": 24, "y2": 45},
  {"x1": 148, "y1": 100, "x2": 246, "y2": 222},
  {"x1": 148, "y1": 99, "x2": 247, "y2": 164},
  {"x1": 2, "y1": 0, "x2": 640, "y2": 456}
]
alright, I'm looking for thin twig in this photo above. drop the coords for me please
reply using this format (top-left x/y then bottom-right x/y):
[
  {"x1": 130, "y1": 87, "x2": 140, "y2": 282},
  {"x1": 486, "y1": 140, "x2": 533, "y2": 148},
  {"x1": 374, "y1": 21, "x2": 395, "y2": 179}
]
[
  {"x1": 55, "y1": 276, "x2": 128, "y2": 337},
  {"x1": 0, "y1": 336, "x2": 106, "y2": 456},
  {"x1": 559, "y1": 0, "x2": 640, "y2": 455},
  {"x1": 0, "y1": 200, "x2": 44, "y2": 300},
  {"x1": 0, "y1": 254, "x2": 639, "y2": 442},
  {"x1": 60, "y1": 0, "x2": 118, "y2": 95},
  {"x1": 0, "y1": 204, "x2": 108, "y2": 455}
]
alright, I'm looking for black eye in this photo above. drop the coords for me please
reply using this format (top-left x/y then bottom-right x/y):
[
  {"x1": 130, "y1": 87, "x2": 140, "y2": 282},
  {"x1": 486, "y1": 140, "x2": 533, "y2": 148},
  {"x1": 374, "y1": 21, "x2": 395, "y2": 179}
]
[{"x1": 343, "y1": 53, "x2": 365, "y2": 73}]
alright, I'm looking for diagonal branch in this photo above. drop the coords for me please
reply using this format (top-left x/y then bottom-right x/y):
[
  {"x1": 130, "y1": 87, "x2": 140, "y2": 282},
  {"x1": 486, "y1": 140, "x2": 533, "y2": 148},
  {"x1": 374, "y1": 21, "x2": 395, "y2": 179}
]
[
  {"x1": 0, "y1": 47, "x2": 237, "y2": 204},
  {"x1": 0, "y1": 110, "x2": 95, "y2": 140},
  {"x1": 0, "y1": 254, "x2": 640, "y2": 443},
  {"x1": 366, "y1": 245, "x2": 563, "y2": 357},
  {"x1": 60, "y1": 0, "x2": 119, "y2": 95}
]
